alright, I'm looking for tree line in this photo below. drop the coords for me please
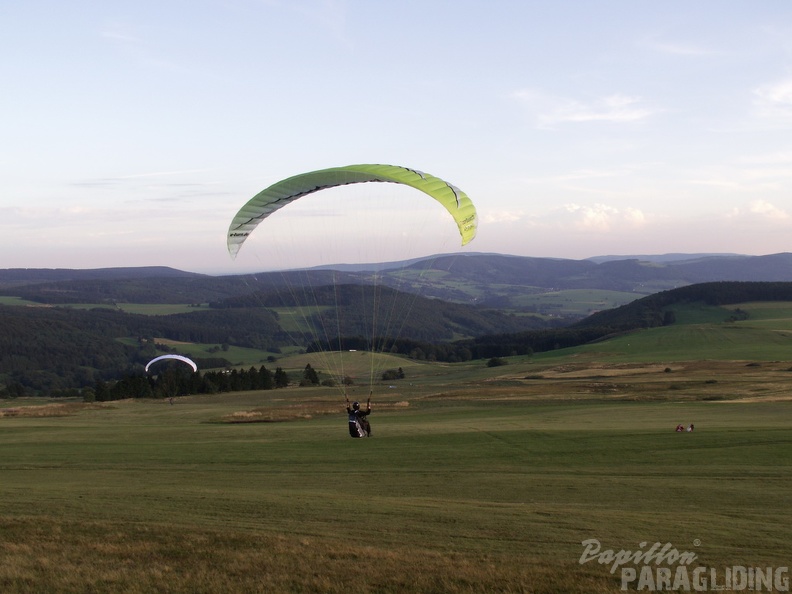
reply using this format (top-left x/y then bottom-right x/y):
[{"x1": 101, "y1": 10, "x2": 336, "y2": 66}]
[{"x1": 90, "y1": 365, "x2": 290, "y2": 401}]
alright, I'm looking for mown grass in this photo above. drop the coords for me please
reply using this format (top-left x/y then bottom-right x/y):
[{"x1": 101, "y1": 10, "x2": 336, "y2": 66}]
[
  {"x1": 3, "y1": 300, "x2": 792, "y2": 592},
  {"x1": 1, "y1": 370, "x2": 791, "y2": 593}
]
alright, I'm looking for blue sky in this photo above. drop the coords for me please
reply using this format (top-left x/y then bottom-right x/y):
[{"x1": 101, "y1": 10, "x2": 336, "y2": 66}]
[{"x1": 2, "y1": 1, "x2": 792, "y2": 273}]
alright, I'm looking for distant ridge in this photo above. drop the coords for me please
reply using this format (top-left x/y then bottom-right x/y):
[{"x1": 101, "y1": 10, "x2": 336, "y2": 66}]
[
  {"x1": 306, "y1": 251, "x2": 565, "y2": 272},
  {"x1": 0, "y1": 266, "x2": 204, "y2": 286},
  {"x1": 586, "y1": 253, "x2": 745, "y2": 264},
  {"x1": 2, "y1": 252, "x2": 792, "y2": 306}
]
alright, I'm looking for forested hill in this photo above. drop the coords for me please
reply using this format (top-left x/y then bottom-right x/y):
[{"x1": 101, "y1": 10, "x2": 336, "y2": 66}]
[
  {"x1": 0, "y1": 283, "x2": 555, "y2": 395},
  {"x1": 454, "y1": 281, "x2": 792, "y2": 358},
  {"x1": 4, "y1": 279, "x2": 792, "y2": 394},
  {"x1": 3, "y1": 252, "x2": 792, "y2": 307},
  {"x1": 573, "y1": 281, "x2": 792, "y2": 331},
  {"x1": 0, "y1": 266, "x2": 201, "y2": 286},
  {"x1": 398, "y1": 252, "x2": 792, "y2": 291},
  {"x1": 209, "y1": 283, "x2": 553, "y2": 343}
]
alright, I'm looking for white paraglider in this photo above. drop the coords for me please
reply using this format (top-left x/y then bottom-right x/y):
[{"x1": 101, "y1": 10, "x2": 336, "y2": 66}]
[{"x1": 145, "y1": 354, "x2": 198, "y2": 374}]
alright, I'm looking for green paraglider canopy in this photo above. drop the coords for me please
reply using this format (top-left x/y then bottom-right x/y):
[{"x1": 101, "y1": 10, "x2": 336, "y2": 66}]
[{"x1": 227, "y1": 164, "x2": 477, "y2": 258}]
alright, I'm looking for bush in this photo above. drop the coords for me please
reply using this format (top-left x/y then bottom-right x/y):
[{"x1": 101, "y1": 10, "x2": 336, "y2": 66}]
[
  {"x1": 486, "y1": 357, "x2": 508, "y2": 368},
  {"x1": 381, "y1": 367, "x2": 406, "y2": 381},
  {"x1": 82, "y1": 387, "x2": 96, "y2": 402}
]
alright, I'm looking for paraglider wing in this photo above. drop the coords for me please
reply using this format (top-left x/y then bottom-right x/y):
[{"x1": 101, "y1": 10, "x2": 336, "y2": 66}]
[
  {"x1": 145, "y1": 354, "x2": 198, "y2": 374},
  {"x1": 227, "y1": 164, "x2": 477, "y2": 258}
]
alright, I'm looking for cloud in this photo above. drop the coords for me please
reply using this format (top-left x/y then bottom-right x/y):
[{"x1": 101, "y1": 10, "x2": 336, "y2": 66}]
[
  {"x1": 561, "y1": 203, "x2": 648, "y2": 231},
  {"x1": 688, "y1": 178, "x2": 747, "y2": 190},
  {"x1": 100, "y1": 30, "x2": 144, "y2": 44},
  {"x1": 67, "y1": 169, "x2": 226, "y2": 205},
  {"x1": 479, "y1": 202, "x2": 648, "y2": 232},
  {"x1": 100, "y1": 21, "x2": 182, "y2": 73},
  {"x1": 113, "y1": 168, "x2": 214, "y2": 180},
  {"x1": 512, "y1": 90, "x2": 658, "y2": 128},
  {"x1": 739, "y1": 151, "x2": 792, "y2": 165},
  {"x1": 753, "y1": 79, "x2": 792, "y2": 122},
  {"x1": 684, "y1": 150, "x2": 792, "y2": 194},
  {"x1": 727, "y1": 200, "x2": 790, "y2": 221},
  {"x1": 482, "y1": 210, "x2": 525, "y2": 224},
  {"x1": 100, "y1": 22, "x2": 150, "y2": 50},
  {"x1": 748, "y1": 200, "x2": 789, "y2": 220},
  {"x1": 623, "y1": 207, "x2": 647, "y2": 225},
  {"x1": 550, "y1": 95, "x2": 655, "y2": 124}
]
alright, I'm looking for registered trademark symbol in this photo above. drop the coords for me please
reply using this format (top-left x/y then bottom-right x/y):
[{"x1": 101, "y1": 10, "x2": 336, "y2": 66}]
[{"x1": 693, "y1": 539, "x2": 701, "y2": 547}]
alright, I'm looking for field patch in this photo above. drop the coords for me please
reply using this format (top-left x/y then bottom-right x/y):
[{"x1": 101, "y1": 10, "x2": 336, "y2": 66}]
[{"x1": 0, "y1": 402, "x2": 108, "y2": 418}]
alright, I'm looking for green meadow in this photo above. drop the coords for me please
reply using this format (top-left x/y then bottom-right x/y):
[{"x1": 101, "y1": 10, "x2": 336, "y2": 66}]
[
  {"x1": 510, "y1": 288, "x2": 640, "y2": 317},
  {"x1": 2, "y1": 302, "x2": 792, "y2": 593},
  {"x1": 0, "y1": 298, "x2": 211, "y2": 315}
]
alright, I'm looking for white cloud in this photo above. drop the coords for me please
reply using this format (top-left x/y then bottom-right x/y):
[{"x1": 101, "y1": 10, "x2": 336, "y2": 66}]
[
  {"x1": 99, "y1": 21, "x2": 183, "y2": 73},
  {"x1": 685, "y1": 153, "x2": 792, "y2": 193},
  {"x1": 554, "y1": 95, "x2": 655, "y2": 124},
  {"x1": 688, "y1": 178, "x2": 747, "y2": 190},
  {"x1": 561, "y1": 203, "x2": 647, "y2": 231},
  {"x1": 726, "y1": 200, "x2": 790, "y2": 221},
  {"x1": 113, "y1": 168, "x2": 214, "y2": 180},
  {"x1": 623, "y1": 207, "x2": 647, "y2": 225},
  {"x1": 564, "y1": 203, "x2": 616, "y2": 231},
  {"x1": 753, "y1": 79, "x2": 792, "y2": 122},
  {"x1": 100, "y1": 30, "x2": 143, "y2": 44},
  {"x1": 749, "y1": 200, "x2": 789, "y2": 220},
  {"x1": 739, "y1": 151, "x2": 792, "y2": 165},
  {"x1": 523, "y1": 168, "x2": 628, "y2": 184},
  {"x1": 512, "y1": 90, "x2": 658, "y2": 128},
  {"x1": 482, "y1": 210, "x2": 525, "y2": 224}
]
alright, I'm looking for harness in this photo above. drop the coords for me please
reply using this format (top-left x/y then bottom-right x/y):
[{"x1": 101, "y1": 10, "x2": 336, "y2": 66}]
[{"x1": 348, "y1": 408, "x2": 370, "y2": 438}]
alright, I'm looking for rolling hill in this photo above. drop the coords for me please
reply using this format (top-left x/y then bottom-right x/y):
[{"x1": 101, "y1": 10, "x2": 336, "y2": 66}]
[
  {"x1": 0, "y1": 280, "x2": 557, "y2": 395},
  {"x1": 4, "y1": 252, "x2": 792, "y2": 396},
  {"x1": 4, "y1": 252, "x2": 792, "y2": 312},
  {"x1": 449, "y1": 281, "x2": 792, "y2": 360}
]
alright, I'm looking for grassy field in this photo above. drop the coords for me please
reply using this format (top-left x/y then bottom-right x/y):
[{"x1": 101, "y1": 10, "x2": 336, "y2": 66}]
[
  {"x1": 0, "y1": 298, "x2": 211, "y2": 315},
  {"x1": 1, "y1": 367, "x2": 791, "y2": 592},
  {"x1": 510, "y1": 288, "x2": 641, "y2": 317},
  {"x1": 2, "y1": 302, "x2": 792, "y2": 593}
]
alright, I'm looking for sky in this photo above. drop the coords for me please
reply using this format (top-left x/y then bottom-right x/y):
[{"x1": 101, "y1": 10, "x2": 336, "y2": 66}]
[{"x1": 3, "y1": 1, "x2": 792, "y2": 274}]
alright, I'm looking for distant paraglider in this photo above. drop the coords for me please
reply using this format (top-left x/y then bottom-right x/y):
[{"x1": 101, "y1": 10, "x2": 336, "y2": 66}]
[{"x1": 145, "y1": 354, "x2": 198, "y2": 374}]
